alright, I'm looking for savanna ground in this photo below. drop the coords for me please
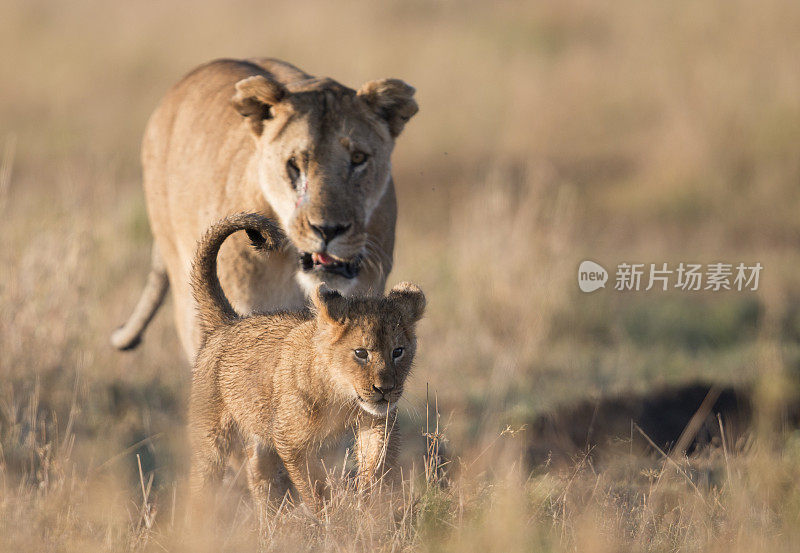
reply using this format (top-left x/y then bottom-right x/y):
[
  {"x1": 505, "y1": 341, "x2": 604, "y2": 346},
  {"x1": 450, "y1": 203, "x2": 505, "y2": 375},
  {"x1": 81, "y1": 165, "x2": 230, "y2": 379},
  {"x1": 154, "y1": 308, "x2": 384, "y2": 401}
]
[{"x1": 3, "y1": 0, "x2": 800, "y2": 551}]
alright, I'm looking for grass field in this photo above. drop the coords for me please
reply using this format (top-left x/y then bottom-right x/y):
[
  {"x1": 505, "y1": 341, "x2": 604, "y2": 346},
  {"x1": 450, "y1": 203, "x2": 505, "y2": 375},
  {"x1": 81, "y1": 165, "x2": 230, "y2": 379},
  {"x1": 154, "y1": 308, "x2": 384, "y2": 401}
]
[{"x1": 3, "y1": 0, "x2": 800, "y2": 551}]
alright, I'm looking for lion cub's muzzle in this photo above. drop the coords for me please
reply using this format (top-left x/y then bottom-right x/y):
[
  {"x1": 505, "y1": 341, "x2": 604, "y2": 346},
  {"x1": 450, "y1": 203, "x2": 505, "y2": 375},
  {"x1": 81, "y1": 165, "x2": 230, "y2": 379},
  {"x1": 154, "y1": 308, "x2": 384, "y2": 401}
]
[{"x1": 355, "y1": 384, "x2": 403, "y2": 417}]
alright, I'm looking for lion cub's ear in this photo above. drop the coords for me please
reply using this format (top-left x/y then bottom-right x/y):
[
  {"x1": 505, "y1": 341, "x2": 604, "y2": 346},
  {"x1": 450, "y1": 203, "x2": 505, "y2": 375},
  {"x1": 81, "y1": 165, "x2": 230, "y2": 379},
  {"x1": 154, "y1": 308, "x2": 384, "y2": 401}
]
[
  {"x1": 357, "y1": 79, "x2": 418, "y2": 138},
  {"x1": 232, "y1": 75, "x2": 289, "y2": 136},
  {"x1": 387, "y1": 282, "x2": 426, "y2": 324},
  {"x1": 312, "y1": 283, "x2": 349, "y2": 324}
]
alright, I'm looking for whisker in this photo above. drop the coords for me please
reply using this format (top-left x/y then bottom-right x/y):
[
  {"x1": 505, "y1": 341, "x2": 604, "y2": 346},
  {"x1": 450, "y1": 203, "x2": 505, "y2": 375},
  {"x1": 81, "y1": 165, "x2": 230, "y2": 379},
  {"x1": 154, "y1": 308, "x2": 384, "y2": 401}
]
[
  {"x1": 362, "y1": 243, "x2": 388, "y2": 284},
  {"x1": 364, "y1": 237, "x2": 392, "y2": 267},
  {"x1": 398, "y1": 396, "x2": 422, "y2": 422}
]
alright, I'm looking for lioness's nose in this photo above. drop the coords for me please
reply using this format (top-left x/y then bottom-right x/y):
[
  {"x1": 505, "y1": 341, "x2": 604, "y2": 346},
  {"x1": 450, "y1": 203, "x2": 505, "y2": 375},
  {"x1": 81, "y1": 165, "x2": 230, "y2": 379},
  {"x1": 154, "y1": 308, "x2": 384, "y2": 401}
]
[
  {"x1": 310, "y1": 222, "x2": 350, "y2": 245},
  {"x1": 373, "y1": 383, "x2": 395, "y2": 396}
]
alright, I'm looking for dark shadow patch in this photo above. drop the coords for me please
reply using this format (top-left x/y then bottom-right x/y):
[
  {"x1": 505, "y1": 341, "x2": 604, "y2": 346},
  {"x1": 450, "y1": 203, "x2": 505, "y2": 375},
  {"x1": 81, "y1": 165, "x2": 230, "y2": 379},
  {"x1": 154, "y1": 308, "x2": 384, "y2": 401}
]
[{"x1": 526, "y1": 381, "x2": 800, "y2": 470}]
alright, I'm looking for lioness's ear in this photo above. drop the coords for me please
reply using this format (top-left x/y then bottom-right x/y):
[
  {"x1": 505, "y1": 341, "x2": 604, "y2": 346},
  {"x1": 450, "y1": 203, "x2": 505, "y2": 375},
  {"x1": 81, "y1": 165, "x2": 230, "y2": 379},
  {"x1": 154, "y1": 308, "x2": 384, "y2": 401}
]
[
  {"x1": 312, "y1": 283, "x2": 348, "y2": 324},
  {"x1": 357, "y1": 79, "x2": 418, "y2": 138},
  {"x1": 387, "y1": 282, "x2": 426, "y2": 324},
  {"x1": 232, "y1": 75, "x2": 289, "y2": 136}
]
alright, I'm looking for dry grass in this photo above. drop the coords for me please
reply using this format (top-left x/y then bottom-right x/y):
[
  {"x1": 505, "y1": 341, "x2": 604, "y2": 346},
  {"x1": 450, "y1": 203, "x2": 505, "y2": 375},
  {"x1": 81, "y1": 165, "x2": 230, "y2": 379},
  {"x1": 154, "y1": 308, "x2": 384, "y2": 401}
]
[{"x1": 3, "y1": 0, "x2": 800, "y2": 551}]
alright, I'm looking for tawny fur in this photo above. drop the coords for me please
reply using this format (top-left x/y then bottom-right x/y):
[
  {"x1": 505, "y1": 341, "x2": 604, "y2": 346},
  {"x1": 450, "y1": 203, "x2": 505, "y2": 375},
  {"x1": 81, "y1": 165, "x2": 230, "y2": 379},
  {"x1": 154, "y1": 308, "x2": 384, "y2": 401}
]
[
  {"x1": 112, "y1": 58, "x2": 419, "y2": 360},
  {"x1": 188, "y1": 213, "x2": 425, "y2": 511}
]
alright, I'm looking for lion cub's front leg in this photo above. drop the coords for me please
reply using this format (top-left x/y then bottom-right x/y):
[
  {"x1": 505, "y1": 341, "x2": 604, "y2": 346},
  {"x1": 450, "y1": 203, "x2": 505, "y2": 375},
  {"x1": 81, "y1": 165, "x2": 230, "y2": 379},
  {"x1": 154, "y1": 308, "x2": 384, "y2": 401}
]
[
  {"x1": 356, "y1": 411, "x2": 400, "y2": 493},
  {"x1": 245, "y1": 437, "x2": 289, "y2": 513},
  {"x1": 276, "y1": 445, "x2": 328, "y2": 511}
]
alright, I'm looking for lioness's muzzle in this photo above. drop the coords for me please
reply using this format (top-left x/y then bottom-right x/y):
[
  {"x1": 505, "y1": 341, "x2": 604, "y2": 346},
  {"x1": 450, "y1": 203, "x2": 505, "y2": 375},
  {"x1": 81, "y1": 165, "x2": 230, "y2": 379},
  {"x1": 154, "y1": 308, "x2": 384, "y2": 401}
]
[{"x1": 299, "y1": 252, "x2": 362, "y2": 279}]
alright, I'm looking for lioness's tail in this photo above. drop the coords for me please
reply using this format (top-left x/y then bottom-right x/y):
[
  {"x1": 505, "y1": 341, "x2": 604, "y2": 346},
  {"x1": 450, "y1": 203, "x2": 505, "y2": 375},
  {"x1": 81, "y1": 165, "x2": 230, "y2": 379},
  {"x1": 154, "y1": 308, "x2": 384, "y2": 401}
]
[
  {"x1": 111, "y1": 245, "x2": 170, "y2": 351},
  {"x1": 190, "y1": 213, "x2": 284, "y2": 339}
]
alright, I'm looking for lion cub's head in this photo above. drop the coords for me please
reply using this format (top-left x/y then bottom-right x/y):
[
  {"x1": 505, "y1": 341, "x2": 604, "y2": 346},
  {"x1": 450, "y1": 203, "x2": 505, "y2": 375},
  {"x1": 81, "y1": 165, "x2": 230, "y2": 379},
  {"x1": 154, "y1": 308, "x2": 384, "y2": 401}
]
[
  {"x1": 231, "y1": 74, "x2": 418, "y2": 294},
  {"x1": 310, "y1": 282, "x2": 425, "y2": 417}
]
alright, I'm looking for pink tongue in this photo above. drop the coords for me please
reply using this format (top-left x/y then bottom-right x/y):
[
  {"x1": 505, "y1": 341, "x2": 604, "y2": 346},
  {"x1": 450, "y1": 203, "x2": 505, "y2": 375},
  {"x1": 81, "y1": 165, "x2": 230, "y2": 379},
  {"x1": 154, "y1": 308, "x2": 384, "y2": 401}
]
[{"x1": 316, "y1": 252, "x2": 335, "y2": 265}]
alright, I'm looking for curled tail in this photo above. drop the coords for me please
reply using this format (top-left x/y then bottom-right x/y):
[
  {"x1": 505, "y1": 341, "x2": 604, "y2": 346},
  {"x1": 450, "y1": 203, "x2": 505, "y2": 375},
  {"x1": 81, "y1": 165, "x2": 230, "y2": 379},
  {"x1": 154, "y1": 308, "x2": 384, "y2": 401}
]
[{"x1": 191, "y1": 213, "x2": 284, "y2": 340}]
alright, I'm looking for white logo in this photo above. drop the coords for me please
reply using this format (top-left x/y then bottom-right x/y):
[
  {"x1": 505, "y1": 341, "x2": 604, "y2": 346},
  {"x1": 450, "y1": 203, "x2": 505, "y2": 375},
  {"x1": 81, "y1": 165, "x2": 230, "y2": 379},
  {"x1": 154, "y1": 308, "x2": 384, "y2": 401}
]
[{"x1": 578, "y1": 260, "x2": 608, "y2": 293}]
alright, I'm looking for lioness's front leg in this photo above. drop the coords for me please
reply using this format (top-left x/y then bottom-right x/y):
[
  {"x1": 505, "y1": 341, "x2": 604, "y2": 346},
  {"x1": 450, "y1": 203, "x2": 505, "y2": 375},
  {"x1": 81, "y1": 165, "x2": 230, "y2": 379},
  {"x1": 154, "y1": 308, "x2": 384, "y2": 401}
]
[{"x1": 356, "y1": 410, "x2": 399, "y2": 493}]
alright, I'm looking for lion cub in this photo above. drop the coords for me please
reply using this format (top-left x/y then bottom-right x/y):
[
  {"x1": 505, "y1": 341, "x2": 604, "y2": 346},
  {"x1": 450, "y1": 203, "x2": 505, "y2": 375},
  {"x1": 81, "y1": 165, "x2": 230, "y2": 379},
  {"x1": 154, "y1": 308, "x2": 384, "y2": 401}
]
[{"x1": 188, "y1": 213, "x2": 425, "y2": 509}]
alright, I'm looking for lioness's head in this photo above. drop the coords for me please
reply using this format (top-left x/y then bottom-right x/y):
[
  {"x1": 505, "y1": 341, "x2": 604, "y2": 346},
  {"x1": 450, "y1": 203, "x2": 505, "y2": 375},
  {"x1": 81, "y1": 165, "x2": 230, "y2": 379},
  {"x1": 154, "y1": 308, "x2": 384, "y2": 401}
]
[
  {"x1": 232, "y1": 73, "x2": 418, "y2": 293},
  {"x1": 311, "y1": 282, "x2": 425, "y2": 417}
]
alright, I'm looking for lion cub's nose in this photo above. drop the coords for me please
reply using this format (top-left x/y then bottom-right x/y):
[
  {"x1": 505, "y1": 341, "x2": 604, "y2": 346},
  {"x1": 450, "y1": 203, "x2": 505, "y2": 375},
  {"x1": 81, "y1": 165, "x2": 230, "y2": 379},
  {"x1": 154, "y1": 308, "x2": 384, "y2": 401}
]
[
  {"x1": 372, "y1": 383, "x2": 395, "y2": 397},
  {"x1": 310, "y1": 222, "x2": 350, "y2": 245}
]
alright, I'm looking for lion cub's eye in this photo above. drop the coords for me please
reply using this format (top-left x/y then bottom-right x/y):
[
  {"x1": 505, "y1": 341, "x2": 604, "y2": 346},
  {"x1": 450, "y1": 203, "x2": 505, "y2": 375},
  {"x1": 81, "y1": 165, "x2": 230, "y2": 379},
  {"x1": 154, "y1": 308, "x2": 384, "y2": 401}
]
[
  {"x1": 354, "y1": 348, "x2": 369, "y2": 361},
  {"x1": 286, "y1": 156, "x2": 300, "y2": 182},
  {"x1": 350, "y1": 151, "x2": 368, "y2": 166},
  {"x1": 392, "y1": 347, "x2": 404, "y2": 360}
]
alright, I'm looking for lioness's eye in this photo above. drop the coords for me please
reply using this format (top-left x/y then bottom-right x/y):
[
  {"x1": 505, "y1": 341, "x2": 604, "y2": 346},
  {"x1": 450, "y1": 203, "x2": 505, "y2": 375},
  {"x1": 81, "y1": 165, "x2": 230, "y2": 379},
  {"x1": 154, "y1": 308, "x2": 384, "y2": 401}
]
[
  {"x1": 354, "y1": 348, "x2": 369, "y2": 361},
  {"x1": 392, "y1": 347, "x2": 404, "y2": 359},
  {"x1": 286, "y1": 156, "x2": 300, "y2": 181},
  {"x1": 350, "y1": 151, "x2": 368, "y2": 166}
]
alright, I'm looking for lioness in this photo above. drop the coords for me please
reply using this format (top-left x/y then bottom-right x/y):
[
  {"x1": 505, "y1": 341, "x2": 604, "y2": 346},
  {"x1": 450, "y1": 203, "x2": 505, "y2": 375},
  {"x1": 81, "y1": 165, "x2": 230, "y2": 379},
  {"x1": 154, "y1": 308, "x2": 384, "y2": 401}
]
[
  {"x1": 188, "y1": 213, "x2": 425, "y2": 510},
  {"x1": 111, "y1": 58, "x2": 418, "y2": 360}
]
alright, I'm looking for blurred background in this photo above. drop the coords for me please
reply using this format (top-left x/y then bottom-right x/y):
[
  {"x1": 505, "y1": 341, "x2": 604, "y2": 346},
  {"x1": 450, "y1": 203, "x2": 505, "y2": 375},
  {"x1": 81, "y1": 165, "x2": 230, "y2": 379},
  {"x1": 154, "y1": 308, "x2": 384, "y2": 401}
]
[{"x1": 2, "y1": 0, "x2": 800, "y2": 551}]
